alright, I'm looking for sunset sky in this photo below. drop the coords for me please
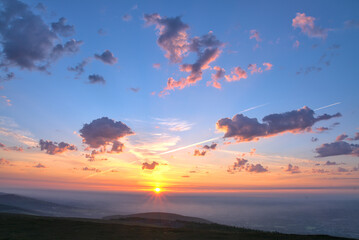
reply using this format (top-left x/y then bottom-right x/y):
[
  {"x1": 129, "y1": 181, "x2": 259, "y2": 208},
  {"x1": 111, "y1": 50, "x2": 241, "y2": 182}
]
[{"x1": 1, "y1": 0, "x2": 359, "y2": 193}]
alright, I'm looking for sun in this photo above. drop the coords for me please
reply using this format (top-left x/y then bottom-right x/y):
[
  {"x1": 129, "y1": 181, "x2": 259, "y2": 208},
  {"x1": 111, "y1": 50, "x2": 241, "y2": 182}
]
[{"x1": 154, "y1": 187, "x2": 161, "y2": 193}]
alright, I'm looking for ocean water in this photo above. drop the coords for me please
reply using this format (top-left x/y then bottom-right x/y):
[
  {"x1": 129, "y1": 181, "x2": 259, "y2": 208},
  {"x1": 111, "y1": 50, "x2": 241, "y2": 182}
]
[{"x1": 3, "y1": 189, "x2": 359, "y2": 239}]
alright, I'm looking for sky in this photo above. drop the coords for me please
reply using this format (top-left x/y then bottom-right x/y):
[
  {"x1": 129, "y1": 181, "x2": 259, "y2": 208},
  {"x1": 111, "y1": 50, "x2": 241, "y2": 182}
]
[{"x1": 0, "y1": 0, "x2": 359, "y2": 194}]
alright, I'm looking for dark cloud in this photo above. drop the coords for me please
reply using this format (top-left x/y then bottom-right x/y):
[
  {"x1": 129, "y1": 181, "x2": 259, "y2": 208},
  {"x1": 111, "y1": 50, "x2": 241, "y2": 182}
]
[
  {"x1": 336, "y1": 134, "x2": 348, "y2": 141},
  {"x1": 296, "y1": 66, "x2": 322, "y2": 75},
  {"x1": 33, "y1": 163, "x2": 45, "y2": 168},
  {"x1": 337, "y1": 167, "x2": 349, "y2": 173},
  {"x1": 35, "y1": 3, "x2": 46, "y2": 12},
  {"x1": 312, "y1": 168, "x2": 328, "y2": 174},
  {"x1": 245, "y1": 163, "x2": 268, "y2": 173},
  {"x1": 94, "y1": 50, "x2": 118, "y2": 65},
  {"x1": 311, "y1": 137, "x2": 319, "y2": 142},
  {"x1": 0, "y1": 72, "x2": 15, "y2": 81},
  {"x1": 193, "y1": 149, "x2": 206, "y2": 156},
  {"x1": 130, "y1": 88, "x2": 140, "y2": 93},
  {"x1": 51, "y1": 17, "x2": 75, "y2": 37},
  {"x1": 88, "y1": 74, "x2": 105, "y2": 84},
  {"x1": 39, "y1": 139, "x2": 77, "y2": 155},
  {"x1": 203, "y1": 143, "x2": 217, "y2": 150},
  {"x1": 217, "y1": 106, "x2": 341, "y2": 143},
  {"x1": 228, "y1": 158, "x2": 268, "y2": 174},
  {"x1": 51, "y1": 39, "x2": 83, "y2": 60},
  {"x1": 85, "y1": 149, "x2": 107, "y2": 161},
  {"x1": 315, "y1": 141, "x2": 359, "y2": 158},
  {"x1": 144, "y1": 13, "x2": 189, "y2": 63},
  {"x1": 122, "y1": 14, "x2": 132, "y2": 21},
  {"x1": 97, "y1": 28, "x2": 106, "y2": 35},
  {"x1": 324, "y1": 161, "x2": 338, "y2": 166},
  {"x1": 142, "y1": 161, "x2": 159, "y2": 170},
  {"x1": 82, "y1": 167, "x2": 101, "y2": 172},
  {"x1": 0, "y1": 0, "x2": 81, "y2": 71},
  {"x1": 285, "y1": 164, "x2": 301, "y2": 174},
  {"x1": 68, "y1": 59, "x2": 88, "y2": 76},
  {"x1": 109, "y1": 140, "x2": 124, "y2": 153},
  {"x1": 79, "y1": 117, "x2": 134, "y2": 149}
]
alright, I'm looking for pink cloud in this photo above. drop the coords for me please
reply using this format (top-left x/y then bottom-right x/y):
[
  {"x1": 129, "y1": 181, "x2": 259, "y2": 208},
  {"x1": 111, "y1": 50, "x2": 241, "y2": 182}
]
[
  {"x1": 153, "y1": 63, "x2": 161, "y2": 69},
  {"x1": 263, "y1": 62, "x2": 273, "y2": 71},
  {"x1": 207, "y1": 66, "x2": 225, "y2": 89},
  {"x1": 248, "y1": 64, "x2": 262, "y2": 74},
  {"x1": 249, "y1": 30, "x2": 261, "y2": 42},
  {"x1": 293, "y1": 40, "x2": 300, "y2": 48},
  {"x1": 292, "y1": 13, "x2": 328, "y2": 39},
  {"x1": 224, "y1": 66, "x2": 248, "y2": 82}
]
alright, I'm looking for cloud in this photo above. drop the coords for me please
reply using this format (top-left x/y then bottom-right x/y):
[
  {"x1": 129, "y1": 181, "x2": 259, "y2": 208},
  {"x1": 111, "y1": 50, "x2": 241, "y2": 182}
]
[
  {"x1": 194, "y1": 149, "x2": 206, "y2": 156},
  {"x1": 203, "y1": 143, "x2": 217, "y2": 150},
  {"x1": 0, "y1": 157, "x2": 11, "y2": 166},
  {"x1": 1, "y1": 96, "x2": 11, "y2": 106},
  {"x1": 94, "y1": 50, "x2": 118, "y2": 65},
  {"x1": 347, "y1": 132, "x2": 359, "y2": 141},
  {"x1": 0, "y1": 142, "x2": 5, "y2": 148},
  {"x1": 248, "y1": 64, "x2": 262, "y2": 74},
  {"x1": 246, "y1": 163, "x2": 268, "y2": 173},
  {"x1": 7, "y1": 146, "x2": 23, "y2": 152},
  {"x1": 155, "y1": 118, "x2": 193, "y2": 132},
  {"x1": 344, "y1": 20, "x2": 359, "y2": 29},
  {"x1": 207, "y1": 66, "x2": 225, "y2": 89},
  {"x1": 312, "y1": 168, "x2": 329, "y2": 174},
  {"x1": 79, "y1": 117, "x2": 134, "y2": 150},
  {"x1": 97, "y1": 28, "x2": 106, "y2": 35},
  {"x1": 263, "y1": 62, "x2": 273, "y2": 71},
  {"x1": 88, "y1": 74, "x2": 105, "y2": 84},
  {"x1": 144, "y1": 13, "x2": 189, "y2": 63},
  {"x1": 82, "y1": 167, "x2": 101, "y2": 172},
  {"x1": 130, "y1": 88, "x2": 140, "y2": 93},
  {"x1": 68, "y1": 59, "x2": 89, "y2": 76},
  {"x1": 217, "y1": 106, "x2": 341, "y2": 143},
  {"x1": 249, "y1": 30, "x2": 261, "y2": 42},
  {"x1": 0, "y1": 72, "x2": 15, "y2": 82},
  {"x1": 285, "y1": 164, "x2": 301, "y2": 174},
  {"x1": 311, "y1": 137, "x2": 319, "y2": 142},
  {"x1": 39, "y1": 139, "x2": 77, "y2": 155},
  {"x1": 0, "y1": 126, "x2": 37, "y2": 147},
  {"x1": 142, "y1": 161, "x2": 159, "y2": 170},
  {"x1": 160, "y1": 35, "x2": 222, "y2": 95},
  {"x1": 337, "y1": 167, "x2": 349, "y2": 173},
  {"x1": 292, "y1": 13, "x2": 328, "y2": 39},
  {"x1": 324, "y1": 161, "x2": 338, "y2": 166},
  {"x1": 315, "y1": 141, "x2": 359, "y2": 158},
  {"x1": 224, "y1": 66, "x2": 248, "y2": 82},
  {"x1": 122, "y1": 14, "x2": 132, "y2": 21},
  {"x1": 109, "y1": 140, "x2": 124, "y2": 153},
  {"x1": 85, "y1": 149, "x2": 107, "y2": 161},
  {"x1": 153, "y1": 63, "x2": 161, "y2": 69},
  {"x1": 0, "y1": 0, "x2": 82, "y2": 71},
  {"x1": 336, "y1": 134, "x2": 348, "y2": 141},
  {"x1": 316, "y1": 127, "x2": 330, "y2": 133},
  {"x1": 33, "y1": 163, "x2": 46, "y2": 168},
  {"x1": 293, "y1": 40, "x2": 300, "y2": 48},
  {"x1": 228, "y1": 158, "x2": 268, "y2": 173},
  {"x1": 51, "y1": 17, "x2": 75, "y2": 37}
]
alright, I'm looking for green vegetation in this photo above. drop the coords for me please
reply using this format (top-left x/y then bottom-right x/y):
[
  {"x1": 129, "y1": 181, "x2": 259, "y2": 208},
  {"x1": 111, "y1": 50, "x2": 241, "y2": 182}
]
[{"x1": 0, "y1": 213, "x2": 353, "y2": 240}]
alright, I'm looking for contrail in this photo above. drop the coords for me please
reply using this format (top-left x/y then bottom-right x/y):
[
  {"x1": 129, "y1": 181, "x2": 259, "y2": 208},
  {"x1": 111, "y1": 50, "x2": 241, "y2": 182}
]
[
  {"x1": 314, "y1": 102, "x2": 341, "y2": 111},
  {"x1": 238, "y1": 103, "x2": 268, "y2": 114},
  {"x1": 159, "y1": 137, "x2": 221, "y2": 155}
]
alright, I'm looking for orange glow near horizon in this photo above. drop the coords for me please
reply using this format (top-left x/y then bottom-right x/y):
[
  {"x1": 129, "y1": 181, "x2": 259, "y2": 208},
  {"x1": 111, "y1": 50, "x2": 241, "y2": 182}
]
[{"x1": 154, "y1": 187, "x2": 161, "y2": 193}]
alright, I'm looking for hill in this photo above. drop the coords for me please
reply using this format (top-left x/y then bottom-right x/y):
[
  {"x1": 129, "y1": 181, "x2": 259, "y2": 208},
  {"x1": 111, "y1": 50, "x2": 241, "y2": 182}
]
[{"x1": 0, "y1": 213, "x2": 354, "y2": 240}]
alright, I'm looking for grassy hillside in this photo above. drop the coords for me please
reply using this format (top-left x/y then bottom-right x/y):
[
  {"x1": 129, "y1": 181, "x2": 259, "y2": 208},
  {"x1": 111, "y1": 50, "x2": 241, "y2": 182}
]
[{"x1": 0, "y1": 213, "x2": 353, "y2": 240}]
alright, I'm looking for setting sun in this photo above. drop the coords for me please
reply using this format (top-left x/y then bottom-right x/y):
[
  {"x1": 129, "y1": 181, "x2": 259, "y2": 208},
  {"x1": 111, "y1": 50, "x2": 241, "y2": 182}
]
[{"x1": 154, "y1": 187, "x2": 161, "y2": 193}]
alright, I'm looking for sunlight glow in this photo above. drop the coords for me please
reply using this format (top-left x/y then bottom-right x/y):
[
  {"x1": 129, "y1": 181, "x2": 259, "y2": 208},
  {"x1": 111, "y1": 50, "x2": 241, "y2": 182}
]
[{"x1": 154, "y1": 187, "x2": 161, "y2": 193}]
